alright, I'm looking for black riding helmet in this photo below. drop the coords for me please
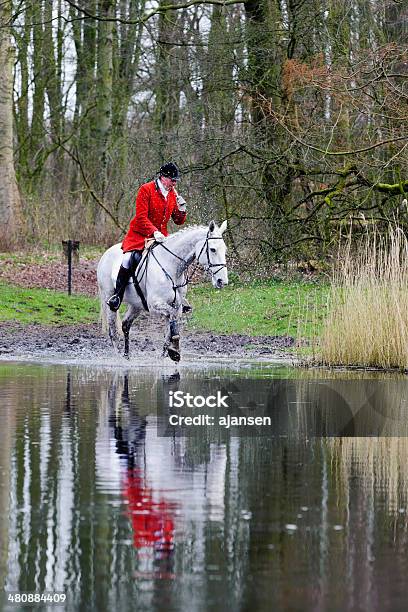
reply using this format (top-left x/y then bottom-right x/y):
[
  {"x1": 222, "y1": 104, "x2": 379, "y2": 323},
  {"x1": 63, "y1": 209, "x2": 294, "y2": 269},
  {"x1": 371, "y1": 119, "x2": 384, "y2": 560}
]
[{"x1": 159, "y1": 162, "x2": 180, "y2": 180}]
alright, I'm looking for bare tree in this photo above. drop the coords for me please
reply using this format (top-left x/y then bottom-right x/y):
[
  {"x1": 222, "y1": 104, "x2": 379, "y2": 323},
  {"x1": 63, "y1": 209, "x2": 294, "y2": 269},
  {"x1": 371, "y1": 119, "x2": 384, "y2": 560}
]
[{"x1": 0, "y1": 0, "x2": 21, "y2": 246}]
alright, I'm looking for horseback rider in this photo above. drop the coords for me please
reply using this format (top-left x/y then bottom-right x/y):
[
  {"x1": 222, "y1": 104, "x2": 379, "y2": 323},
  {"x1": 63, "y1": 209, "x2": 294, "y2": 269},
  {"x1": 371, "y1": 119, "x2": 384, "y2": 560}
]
[{"x1": 107, "y1": 161, "x2": 187, "y2": 312}]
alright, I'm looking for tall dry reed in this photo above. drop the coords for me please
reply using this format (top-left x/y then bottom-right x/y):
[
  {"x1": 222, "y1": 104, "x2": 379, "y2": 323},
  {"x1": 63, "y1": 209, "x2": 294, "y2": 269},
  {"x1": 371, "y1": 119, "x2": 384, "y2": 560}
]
[
  {"x1": 329, "y1": 437, "x2": 408, "y2": 515},
  {"x1": 320, "y1": 226, "x2": 408, "y2": 368}
]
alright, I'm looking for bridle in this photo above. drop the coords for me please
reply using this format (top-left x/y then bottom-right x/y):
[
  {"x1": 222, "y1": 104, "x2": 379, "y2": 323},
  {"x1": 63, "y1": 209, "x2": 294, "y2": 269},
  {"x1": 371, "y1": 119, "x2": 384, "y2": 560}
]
[
  {"x1": 180, "y1": 230, "x2": 227, "y2": 279},
  {"x1": 137, "y1": 231, "x2": 227, "y2": 308}
]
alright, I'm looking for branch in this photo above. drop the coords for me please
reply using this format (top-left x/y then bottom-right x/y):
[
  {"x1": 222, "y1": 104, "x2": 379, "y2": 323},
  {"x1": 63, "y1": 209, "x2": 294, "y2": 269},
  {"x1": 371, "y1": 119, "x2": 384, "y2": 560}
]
[
  {"x1": 64, "y1": 0, "x2": 242, "y2": 25},
  {"x1": 282, "y1": 122, "x2": 408, "y2": 157},
  {"x1": 261, "y1": 100, "x2": 408, "y2": 157},
  {"x1": 371, "y1": 181, "x2": 408, "y2": 195},
  {"x1": 60, "y1": 144, "x2": 126, "y2": 232},
  {"x1": 260, "y1": 235, "x2": 325, "y2": 254}
]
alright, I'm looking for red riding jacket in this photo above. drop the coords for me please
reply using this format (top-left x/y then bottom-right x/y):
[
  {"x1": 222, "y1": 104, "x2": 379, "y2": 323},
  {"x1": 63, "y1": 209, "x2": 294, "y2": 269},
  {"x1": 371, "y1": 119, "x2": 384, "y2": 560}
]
[{"x1": 121, "y1": 180, "x2": 187, "y2": 252}]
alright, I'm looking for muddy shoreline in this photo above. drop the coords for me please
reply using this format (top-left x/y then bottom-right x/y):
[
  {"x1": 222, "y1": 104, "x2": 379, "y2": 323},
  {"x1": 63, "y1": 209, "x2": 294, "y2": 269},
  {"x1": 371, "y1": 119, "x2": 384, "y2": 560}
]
[
  {"x1": 0, "y1": 318, "x2": 296, "y2": 366},
  {"x1": 0, "y1": 255, "x2": 296, "y2": 366}
]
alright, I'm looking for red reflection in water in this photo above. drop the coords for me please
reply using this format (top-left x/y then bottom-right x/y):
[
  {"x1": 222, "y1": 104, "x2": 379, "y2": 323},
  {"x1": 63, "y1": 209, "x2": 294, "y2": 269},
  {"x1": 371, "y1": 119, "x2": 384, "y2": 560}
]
[{"x1": 123, "y1": 468, "x2": 176, "y2": 556}]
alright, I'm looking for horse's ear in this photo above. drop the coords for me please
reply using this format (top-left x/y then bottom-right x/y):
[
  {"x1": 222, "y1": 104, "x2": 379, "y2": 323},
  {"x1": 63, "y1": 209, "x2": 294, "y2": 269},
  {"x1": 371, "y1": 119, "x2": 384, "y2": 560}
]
[
  {"x1": 208, "y1": 220, "x2": 216, "y2": 233},
  {"x1": 219, "y1": 220, "x2": 227, "y2": 234}
]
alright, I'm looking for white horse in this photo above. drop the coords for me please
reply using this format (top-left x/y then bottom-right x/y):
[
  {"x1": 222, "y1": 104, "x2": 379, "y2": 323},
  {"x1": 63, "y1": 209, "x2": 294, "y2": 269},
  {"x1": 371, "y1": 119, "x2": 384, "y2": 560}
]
[{"x1": 97, "y1": 220, "x2": 228, "y2": 361}]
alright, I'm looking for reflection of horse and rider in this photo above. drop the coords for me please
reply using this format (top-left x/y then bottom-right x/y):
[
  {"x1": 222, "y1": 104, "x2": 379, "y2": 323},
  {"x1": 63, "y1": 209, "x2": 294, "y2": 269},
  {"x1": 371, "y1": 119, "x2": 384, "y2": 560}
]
[
  {"x1": 108, "y1": 374, "x2": 177, "y2": 559},
  {"x1": 97, "y1": 161, "x2": 228, "y2": 360}
]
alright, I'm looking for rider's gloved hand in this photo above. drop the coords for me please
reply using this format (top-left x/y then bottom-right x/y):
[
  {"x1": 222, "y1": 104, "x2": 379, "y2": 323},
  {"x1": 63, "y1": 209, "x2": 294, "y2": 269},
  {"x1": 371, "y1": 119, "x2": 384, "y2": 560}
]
[
  {"x1": 153, "y1": 230, "x2": 165, "y2": 242},
  {"x1": 176, "y1": 194, "x2": 187, "y2": 212}
]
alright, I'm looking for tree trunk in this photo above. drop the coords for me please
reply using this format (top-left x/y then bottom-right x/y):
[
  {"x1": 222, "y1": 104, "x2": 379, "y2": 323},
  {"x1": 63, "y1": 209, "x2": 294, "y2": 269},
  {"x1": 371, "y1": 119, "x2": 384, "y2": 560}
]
[
  {"x1": 202, "y1": 5, "x2": 235, "y2": 130},
  {"x1": 0, "y1": 0, "x2": 22, "y2": 246},
  {"x1": 30, "y1": 1, "x2": 45, "y2": 178},
  {"x1": 14, "y1": 2, "x2": 30, "y2": 180},
  {"x1": 94, "y1": 0, "x2": 114, "y2": 219},
  {"x1": 69, "y1": 0, "x2": 97, "y2": 182},
  {"x1": 43, "y1": 0, "x2": 65, "y2": 182},
  {"x1": 112, "y1": 0, "x2": 145, "y2": 171},
  {"x1": 154, "y1": 3, "x2": 180, "y2": 138},
  {"x1": 244, "y1": 0, "x2": 282, "y2": 124}
]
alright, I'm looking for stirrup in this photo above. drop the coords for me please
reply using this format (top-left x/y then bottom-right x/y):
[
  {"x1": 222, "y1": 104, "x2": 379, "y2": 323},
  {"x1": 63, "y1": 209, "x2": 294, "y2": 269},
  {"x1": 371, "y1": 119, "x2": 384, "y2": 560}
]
[{"x1": 107, "y1": 294, "x2": 121, "y2": 312}]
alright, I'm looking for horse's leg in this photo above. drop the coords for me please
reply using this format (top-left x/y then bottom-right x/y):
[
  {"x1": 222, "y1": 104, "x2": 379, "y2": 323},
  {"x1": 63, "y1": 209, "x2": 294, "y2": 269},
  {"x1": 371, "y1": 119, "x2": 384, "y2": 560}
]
[
  {"x1": 161, "y1": 311, "x2": 181, "y2": 362},
  {"x1": 179, "y1": 284, "x2": 192, "y2": 314},
  {"x1": 107, "y1": 308, "x2": 120, "y2": 352},
  {"x1": 122, "y1": 305, "x2": 140, "y2": 359},
  {"x1": 167, "y1": 317, "x2": 181, "y2": 362},
  {"x1": 151, "y1": 301, "x2": 182, "y2": 362}
]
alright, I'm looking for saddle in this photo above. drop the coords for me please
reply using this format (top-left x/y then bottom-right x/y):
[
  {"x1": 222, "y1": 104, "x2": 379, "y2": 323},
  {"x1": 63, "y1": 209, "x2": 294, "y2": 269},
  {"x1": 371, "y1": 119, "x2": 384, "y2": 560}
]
[
  {"x1": 129, "y1": 250, "x2": 143, "y2": 276},
  {"x1": 129, "y1": 250, "x2": 149, "y2": 311}
]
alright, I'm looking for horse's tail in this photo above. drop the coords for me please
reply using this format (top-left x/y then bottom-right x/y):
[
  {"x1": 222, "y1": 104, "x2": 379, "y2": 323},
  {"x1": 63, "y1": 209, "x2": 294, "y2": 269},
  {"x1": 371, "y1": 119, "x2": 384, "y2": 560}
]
[
  {"x1": 98, "y1": 284, "x2": 123, "y2": 336},
  {"x1": 97, "y1": 242, "x2": 126, "y2": 338},
  {"x1": 99, "y1": 287, "x2": 109, "y2": 334}
]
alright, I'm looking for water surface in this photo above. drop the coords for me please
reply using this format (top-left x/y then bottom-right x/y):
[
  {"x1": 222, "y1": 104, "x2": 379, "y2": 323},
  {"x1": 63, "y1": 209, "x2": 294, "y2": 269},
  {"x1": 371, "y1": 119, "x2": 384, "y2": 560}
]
[{"x1": 1, "y1": 362, "x2": 408, "y2": 611}]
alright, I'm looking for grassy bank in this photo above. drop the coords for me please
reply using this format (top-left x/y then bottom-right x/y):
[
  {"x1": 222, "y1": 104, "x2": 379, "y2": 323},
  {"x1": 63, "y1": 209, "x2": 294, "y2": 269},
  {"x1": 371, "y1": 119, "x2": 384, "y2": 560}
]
[
  {"x1": 0, "y1": 279, "x2": 329, "y2": 339},
  {"x1": 189, "y1": 279, "x2": 328, "y2": 338},
  {"x1": 0, "y1": 283, "x2": 99, "y2": 325}
]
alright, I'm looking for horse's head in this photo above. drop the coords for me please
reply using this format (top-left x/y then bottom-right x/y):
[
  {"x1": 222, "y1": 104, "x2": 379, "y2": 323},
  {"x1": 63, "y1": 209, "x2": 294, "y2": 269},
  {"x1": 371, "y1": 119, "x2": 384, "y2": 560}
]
[{"x1": 196, "y1": 220, "x2": 228, "y2": 289}]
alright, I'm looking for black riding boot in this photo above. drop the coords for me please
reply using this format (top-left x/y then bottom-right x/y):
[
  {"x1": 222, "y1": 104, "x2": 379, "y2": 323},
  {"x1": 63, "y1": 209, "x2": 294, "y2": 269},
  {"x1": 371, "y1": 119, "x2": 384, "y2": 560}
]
[{"x1": 107, "y1": 265, "x2": 132, "y2": 312}]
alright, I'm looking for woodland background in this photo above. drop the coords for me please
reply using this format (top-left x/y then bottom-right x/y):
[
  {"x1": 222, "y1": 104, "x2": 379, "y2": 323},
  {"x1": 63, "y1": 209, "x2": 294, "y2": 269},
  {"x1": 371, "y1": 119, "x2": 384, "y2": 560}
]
[{"x1": 0, "y1": 0, "x2": 407, "y2": 270}]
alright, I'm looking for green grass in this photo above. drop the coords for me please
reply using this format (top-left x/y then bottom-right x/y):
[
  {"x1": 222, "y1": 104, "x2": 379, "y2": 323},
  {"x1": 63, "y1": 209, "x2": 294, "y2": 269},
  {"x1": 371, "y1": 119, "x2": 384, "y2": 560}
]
[
  {"x1": 0, "y1": 279, "x2": 329, "y2": 339},
  {"x1": 0, "y1": 282, "x2": 99, "y2": 325},
  {"x1": 188, "y1": 279, "x2": 329, "y2": 339}
]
